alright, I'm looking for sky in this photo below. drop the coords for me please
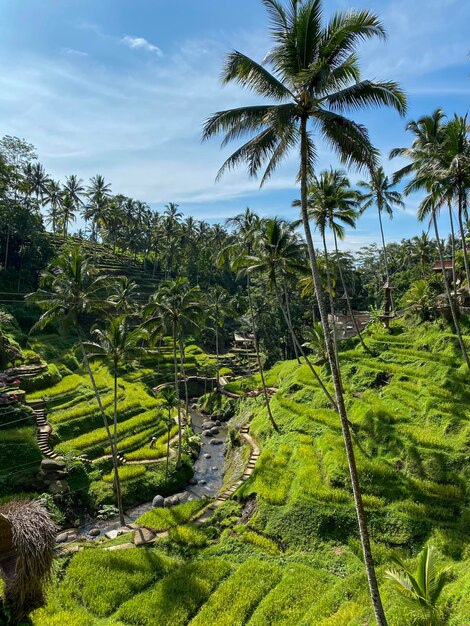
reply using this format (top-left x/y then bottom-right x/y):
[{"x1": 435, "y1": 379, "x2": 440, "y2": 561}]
[{"x1": 1, "y1": 0, "x2": 469, "y2": 250}]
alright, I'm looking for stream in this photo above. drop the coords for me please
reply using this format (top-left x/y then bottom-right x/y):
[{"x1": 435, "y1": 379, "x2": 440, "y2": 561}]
[{"x1": 73, "y1": 408, "x2": 228, "y2": 540}]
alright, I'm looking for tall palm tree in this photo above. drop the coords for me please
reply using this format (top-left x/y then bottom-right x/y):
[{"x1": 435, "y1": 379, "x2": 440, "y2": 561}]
[
  {"x1": 60, "y1": 193, "x2": 76, "y2": 237},
  {"x1": 386, "y1": 545, "x2": 451, "y2": 626},
  {"x1": 409, "y1": 232, "x2": 436, "y2": 278},
  {"x1": 63, "y1": 175, "x2": 85, "y2": 215},
  {"x1": 84, "y1": 315, "x2": 146, "y2": 526},
  {"x1": 358, "y1": 166, "x2": 404, "y2": 301},
  {"x1": 84, "y1": 175, "x2": 111, "y2": 241},
  {"x1": 159, "y1": 386, "x2": 178, "y2": 479},
  {"x1": 391, "y1": 111, "x2": 470, "y2": 369},
  {"x1": 206, "y1": 286, "x2": 236, "y2": 386},
  {"x1": 146, "y1": 278, "x2": 202, "y2": 466},
  {"x1": 24, "y1": 249, "x2": 125, "y2": 513},
  {"x1": 202, "y1": 3, "x2": 406, "y2": 622},
  {"x1": 43, "y1": 179, "x2": 63, "y2": 234},
  {"x1": 306, "y1": 169, "x2": 371, "y2": 354},
  {"x1": 29, "y1": 162, "x2": 49, "y2": 202},
  {"x1": 245, "y1": 216, "x2": 337, "y2": 407},
  {"x1": 222, "y1": 208, "x2": 279, "y2": 431}
]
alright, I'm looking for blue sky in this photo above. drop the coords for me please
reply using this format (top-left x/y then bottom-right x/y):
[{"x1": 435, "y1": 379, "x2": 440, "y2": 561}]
[{"x1": 1, "y1": 0, "x2": 469, "y2": 250}]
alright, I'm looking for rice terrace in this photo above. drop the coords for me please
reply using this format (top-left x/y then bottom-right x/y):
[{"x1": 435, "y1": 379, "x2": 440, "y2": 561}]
[{"x1": 0, "y1": 0, "x2": 469, "y2": 624}]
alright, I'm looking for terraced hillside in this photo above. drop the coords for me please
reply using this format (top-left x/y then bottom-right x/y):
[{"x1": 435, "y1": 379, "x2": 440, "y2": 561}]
[
  {"x1": 29, "y1": 321, "x2": 470, "y2": 626},
  {"x1": 16, "y1": 334, "x2": 220, "y2": 508}
]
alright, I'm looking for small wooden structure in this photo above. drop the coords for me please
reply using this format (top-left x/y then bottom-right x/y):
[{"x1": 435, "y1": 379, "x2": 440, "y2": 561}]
[{"x1": 233, "y1": 333, "x2": 254, "y2": 348}]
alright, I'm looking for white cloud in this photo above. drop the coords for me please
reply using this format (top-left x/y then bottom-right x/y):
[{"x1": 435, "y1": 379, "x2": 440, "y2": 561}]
[
  {"x1": 121, "y1": 35, "x2": 162, "y2": 56},
  {"x1": 62, "y1": 48, "x2": 89, "y2": 57}
]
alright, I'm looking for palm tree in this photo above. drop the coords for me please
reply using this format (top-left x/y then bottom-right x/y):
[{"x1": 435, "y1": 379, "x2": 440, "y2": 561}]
[
  {"x1": 60, "y1": 193, "x2": 76, "y2": 237},
  {"x1": 146, "y1": 278, "x2": 201, "y2": 466},
  {"x1": 84, "y1": 315, "x2": 146, "y2": 526},
  {"x1": 159, "y1": 386, "x2": 178, "y2": 479},
  {"x1": 302, "y1": 321, "x2": 327, "y2": 363},
  {"x1": 245, "y1": 216, "x2": 337, "y2": 407},
  {"x1": 64, "y1": 175, "x2": 85, "y2": 214},
  {"x1": 358, "y1": 166, "x2": 404, "y2": 302},
  {"x1": 391, "y1": 111, "x2": 470, "y2": 369},
  {"x1": 410, "y1": 232, "x2": 436, "y2": 278},
  {"x1": 29, "y1": 163, "x2": 49, "y2": 202},
  {"x1": 24, "y1": 249, "x2": 124, "y2": 514},
  {"x1": 222, "y1": 208, "x2": 279, "y2": 431},
  {"x1": 202, "y1": 3, "x2": 406, "y2": 622},
  {"x1": 84, "y1": 175, "x2": 111, "y2": 241},
  {"x1": 306, "y1": 169, "x2": 371, "y2": 354},
  {"x1": 386, "y1": 545, "x2": 451, "y2": 626},
  {"x1": 43, "y1": 180, "x2": 63, "y2": 235},
  {"x1": 110, "y1": 277, "x2": 141, "y2": 314},
  {"x1": 206, "y1": 286, "x2": 235, "y2": 386}
]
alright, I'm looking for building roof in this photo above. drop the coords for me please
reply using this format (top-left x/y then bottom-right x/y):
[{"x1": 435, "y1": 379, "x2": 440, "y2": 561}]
[{"x1": 433, "y1": 259, "x2": 454, "y2": 271}]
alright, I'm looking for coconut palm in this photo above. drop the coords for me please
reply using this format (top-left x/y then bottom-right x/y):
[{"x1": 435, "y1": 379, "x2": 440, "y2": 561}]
[
  {"x1": 159, "y1": 386, "x2": 179, "y2": 479},
  {"x1": 244, "y1": 216, "x2": 337, "y2": 407},
  {"x1": 358, "y1": 166, "x2": 404, "y2": 299},
  {"x1": 206, "y1": 286, "x2": 236, "y2": 386},
  {"x1": 306, "y1": 169, "x2": 371, "y2": 354},
  {"x1": 43, "y1": 180, "x2": 63, "y2": 235},
  {"x1": 110, "y1": 277, "x2": 141, "y2": 314},
  {"x1": 24, "y1": 249, "x2": 123, "y2": 513},
  {"x1": 391, "y1": 112, "x2": 470, "y2": 369},
  {"x1": 146, "y1": 278, "x2": 202, "y2": 466},
  {"x1": 83, "y1": 315, "x2": 146, "y2": 525},
  {"x1": 221, "y1": 208, "x2": 279, "y2": 431},
  {"x1": 60, "y1": 193, "x2": 76, "y2": 237},
  {"x1": 64, "y1": 175, "x2": 85, "y2": 214},
  {"x1": 28, "y1": 162, "x2": 49, "y2": 202},
  {"x1": 302, "y1": 321, "x2": 327, "y2": 362},
  {"x1": 386, "y1": 545, "x2": 451, "y2": 626},
  {"x1": 203, "y1": 2, "x2": 406, "y2": 622},
  {"x1": 84, "y1": 175, "x2": 111, "y2": 241}
]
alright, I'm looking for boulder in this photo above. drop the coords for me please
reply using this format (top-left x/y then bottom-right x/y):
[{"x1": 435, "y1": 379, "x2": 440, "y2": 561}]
[
  {"x1": 202, "y1": 421, "x2": 216, "y2": 430},
  {"x1": 163, "y1": 497, "x2": 173, "y2": 508},
  {"x1": 210, "y1": 427, "x2": 220, "y2": 435},
  {"x1": 133, "y1": 528, "x2": 156, "y2": 546},
  {"x1": 211, "y1": 466, "x2": 218, "y2": 471},
  {"x1": 210, "y1": 438, "x2": 224, "y2": 446},
  {"x1": 105, "y1": 527, "x2": 128, "y2": 540},
  {"x1": 89, "y1": 528, "x2": 101, "y2": 537},
  {"x1": 215, "y1": 420, "x2": 222, "y2": 427},
  {"x1": 203, "y1": 430, "x2": 213, "y2": 438},
  {"x1": 203, "y1": 453, "x2": 211, "y2": 459},
  {"x1": 41, "y1": 459, "x2": 65, "y2": 471},
  {"x1": 199, "y1": 479, "x2": 207, "y2": 485},
  {"x1": 48, "y1": 479, "x2": 68, "y2": 494},
  {"x1": 152, "y1": 495, "x2": 164, "y2": 508},
  {"x1": 171, "y1": 495, "x2": 181, "y2": 506},
  {"x1": 189, "y1": 478, "x2": 198, "y2": 485},
  {"x1": 55, "y1": 532, "x2": 68, "y2": 544}
]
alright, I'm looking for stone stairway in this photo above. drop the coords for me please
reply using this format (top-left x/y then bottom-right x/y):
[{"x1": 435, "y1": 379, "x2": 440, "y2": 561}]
[{"x1": 27, "y1": 400, "x2": 61, "y2": 460}]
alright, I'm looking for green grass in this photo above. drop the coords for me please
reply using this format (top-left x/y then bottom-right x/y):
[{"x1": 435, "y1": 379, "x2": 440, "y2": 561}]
[
  {"x1": 102, "y1": 465, "x2": 147, "y2": 483},
  {"x1": 137, "y1": 500, "x2": 205, "y2": 531}
]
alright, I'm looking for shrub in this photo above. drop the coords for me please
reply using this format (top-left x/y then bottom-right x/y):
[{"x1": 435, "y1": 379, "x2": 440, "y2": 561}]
[
  {"x1": 20, "y1": 363, "x2": 61, "y2": 392},
  {"x1": 168, "y1": 524, "x2": 208, "y2": 548}
]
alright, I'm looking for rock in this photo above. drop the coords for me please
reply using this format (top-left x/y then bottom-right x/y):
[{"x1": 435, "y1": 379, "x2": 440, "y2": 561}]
[
  {"x1": 55, "y1": 532, "x2": 68, "y2": 544},
  {"x1": 163, "y1": 497, "x2": 173, "y2": 508},
  {"x1": 152, "y1": 495, "x2": 164, "y2": 508},
  {"x1": 211, "y1": 466, "x2": 218, "y2": 471},
  {"x1": 48, "y1": 479, "x2": 68, "y2": 494},
  {"x1": 105, "y1": 527, "x2": 128, "y2": 540},
  {"x1": 171, "y1": 495, "x2": 180, "y2": 505},
  {"x1": 41, "y1": 459, "x2": 65, "y2": 471},
  {"x1": 133, "y1": 528, "x2": 156, "y2": 546},
  {"x1": 89, "y1": 528, "x2": 101, "y2": 537},
  {"x1": 199, "y1": 479, "x2": 207, "y2": 485},
  {"x1": 203, "y1": 429, "x2": 213, "y2": 437},
  {"x1": 210, "y1": 438, "x2": 224, "y2": 446},
  {"x1": 215, "y1": 420, "x2": 222, "y2": 427},
  {"x1": 210, "y1": 427, "x2": 220, "y2": 435},
  {"x1": 67, "y1": 534, "x2": 78, "y2": 542},
  {"x1": 189, "y1": 477, "x2": 198, "y2": 485},
  {"x1": 202, "y1": 421, "x2": 216, "y2": 429},
  {"x1": 203, "y1": 453, "x2": 211, "y2": 459}
]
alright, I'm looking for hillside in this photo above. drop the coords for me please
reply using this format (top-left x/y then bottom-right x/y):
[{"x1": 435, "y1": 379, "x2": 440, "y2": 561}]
[{"x1": 27, "y1": 320, "x2": 470, "y2": 626}]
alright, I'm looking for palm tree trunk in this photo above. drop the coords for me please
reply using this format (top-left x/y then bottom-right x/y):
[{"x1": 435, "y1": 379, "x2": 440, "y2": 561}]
[
  {"x1": 79, "y1": 338, "x2": 124, "y2": 525},
  {"x1": 300, "y1": 117, "x2": 387, "y2": 626},
  {"x1": 273, "y1": 279, "x2": 336, "y2": 409},
  {"x1": 247, "y1": 276, "x2": 278, "y2": 431},
  {"x1": 377, "y1": 208, "x2": 395, "y2": 313},
  {"x1": 172, "y1": 323, "x2": 182, "y2": 468},
  {"x1": 215, "y1": 322, "x2": 220, "y2": 386},
  {"x1": 283, "y1": 286, "x2": 300, "y2": 362},
  {"x1": 113, "y1": 367, "x2": 125, "y2": 526},
  {"x1": 457, "y1": 193, "x2": 470, "y2": 294},
  {"x1": 179, "y1": 337, "x2": 190, "y2": 418},
  {"x1": 321, "y1": 233, "x2": 342, "y2": 382},
  {"x1": 165, "y1": 408, "x2": 171, "y2": 479},
  {"x1": 448, "y1": 203, "x2": 457, "y2": 290},
  {"x1": 333, "y1": 231, "x2": 372, "y2": 355},
  {"x1": 433, "y1": 211, "x2": 470, "y2": 369}
]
